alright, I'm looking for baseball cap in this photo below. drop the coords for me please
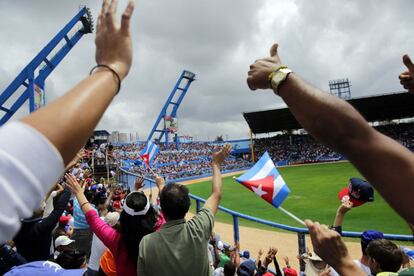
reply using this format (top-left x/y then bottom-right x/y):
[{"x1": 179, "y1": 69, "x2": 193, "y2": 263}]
[
  {"x1": 237, "y1": 260, "x2": 256, "y2": 276},
  {"x1": 55, "y1": 236, "x2": 75, "y2": 248},
  {"x1": 241, "y1": 250, "x2": 250, "y2": 259},
  {"x1": 361, "y1": 230, "x2": 384, "y2": 246},
  {"x1": 338, "y1": 178, "x2": 374, "y2": 207},
  {"x1": 59, "y1": 215, "x2": 71, "y2": 225},
  {"x1": 104, "y1": 212, "x2": 120, "y2": 227},
  {"x1": 5, "y1": 261, "x2": 84, "y2": 275},
  {"x1": 283, "y1": 267, "x2": 298, "y2": 276}
]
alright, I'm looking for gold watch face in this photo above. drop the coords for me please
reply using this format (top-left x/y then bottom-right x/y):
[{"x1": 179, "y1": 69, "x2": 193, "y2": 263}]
[{"x1": 271, "y1": 71, "x2": 287, "y2": 89}]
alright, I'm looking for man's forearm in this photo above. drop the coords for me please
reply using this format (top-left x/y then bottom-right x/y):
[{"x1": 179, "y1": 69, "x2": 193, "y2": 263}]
[
  {"x1": 278, "y1": 73, "x2": 372, "y2": 154},
  {"x1": 21, "y1": 70, "x2": 118, "y2": 165},
  {"x1": 211, "y1": 163, "x2": 222, "y2": 197},
  {"x1": 204, "y1": 163, "x2": 223, "y2": 214}
]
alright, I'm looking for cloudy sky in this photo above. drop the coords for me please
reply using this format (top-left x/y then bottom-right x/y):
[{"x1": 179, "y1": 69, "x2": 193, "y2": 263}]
[{"x1": 0, "y1": 0, "x2": 413, "y2": 140}]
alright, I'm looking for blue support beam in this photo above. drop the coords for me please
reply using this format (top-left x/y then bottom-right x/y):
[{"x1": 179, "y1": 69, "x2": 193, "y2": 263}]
[
  {"x1": 0, "y1": 7, "x2": 93, "y2": 125},
  {"x1": 146, "y1": 70, "x2": 196, "y2": 149}
]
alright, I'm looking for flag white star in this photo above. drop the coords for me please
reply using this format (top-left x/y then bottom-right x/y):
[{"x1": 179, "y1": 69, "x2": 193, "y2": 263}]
[{"x1": 252, "y1": 184, "x2": 267, "y2": 197}]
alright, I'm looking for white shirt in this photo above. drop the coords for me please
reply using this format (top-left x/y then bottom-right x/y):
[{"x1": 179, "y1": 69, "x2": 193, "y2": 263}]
[
  {"x1": 43, "y1": 190, "x2": 58, "y2": 218},
  {"x1": 88, "y1": 217, "x2": 108, "y2": 271},
  {"x1": 0, "y1": 122, "x2": 64, "y2": 242}
]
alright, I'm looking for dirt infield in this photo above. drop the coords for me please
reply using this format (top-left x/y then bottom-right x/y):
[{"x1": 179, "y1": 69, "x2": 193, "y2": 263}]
[{"x1": 143, "y1": 171, "x2": 364, "y2": 270}]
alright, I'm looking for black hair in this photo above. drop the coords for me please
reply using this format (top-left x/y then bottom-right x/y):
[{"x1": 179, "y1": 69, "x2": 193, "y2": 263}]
[
  {"x1": 160, "y1": 183, "x2": 191, "y2": 220},
  {"x1": 224, "y1": 261, "x2": 236, "y2": 276},
  {"x1": 119, "y1": 192, "x2": 157, "y2": 262},
  {"x1": 55, "y1": 250, "x2": 86, "y2": 269},
  {"x1": 366, "y1": 239, "x2": 403, "y2": 273}
]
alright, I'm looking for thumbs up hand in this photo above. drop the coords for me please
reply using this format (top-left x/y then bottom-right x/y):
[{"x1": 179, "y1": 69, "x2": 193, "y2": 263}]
[
  {"x1": 399, "y1": 54, "x2": 414, "y2": 94},
  {"x1": 247, "y1": 43, "x2": 284, "y2": 91}
]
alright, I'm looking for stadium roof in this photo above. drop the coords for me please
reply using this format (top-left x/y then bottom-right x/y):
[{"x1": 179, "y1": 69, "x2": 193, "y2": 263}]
[{"x1": 243, "y1": 92, "x2": 414, "y2": 134}]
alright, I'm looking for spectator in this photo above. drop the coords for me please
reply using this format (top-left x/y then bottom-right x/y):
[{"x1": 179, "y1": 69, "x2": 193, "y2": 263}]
[
  {"x1": 72, "y1": 188, "x2": 97, "y2": 259},
  {"x1": 14, "y1": 188, "x2": 71, "y2": 262},
  {"x1": 366, "y1": 239, "x2": 403, "y2": 275},
  {"x1": 399, "y1": 54, "x2": 414, "y2": 94},
  {"x1": 247, "y1": 43, "x2": 414, "y2": 229},
  {"x1": 53, "y1": 236, "x2": 75, "y2": 259},
  {"x1": 331, "y1": 198, "x2": 384, "y2": 275},
  {"x1": 54, "y1": 250, "x2": 87, "y2": 270},
  {"x1": 87, "y1": 211, "x2": 120, "y2": 276},
  {"x1": 65, "y1": 173, "x2": 159, "y2": 276},
  {"x1": 138, "y1": 144, "x2": 232, "y2": 275}
]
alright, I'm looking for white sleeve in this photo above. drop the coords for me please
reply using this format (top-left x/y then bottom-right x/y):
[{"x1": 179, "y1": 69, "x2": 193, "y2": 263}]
[{"x1": 0, "y1": 122, "x2": 64, "y2": 241}]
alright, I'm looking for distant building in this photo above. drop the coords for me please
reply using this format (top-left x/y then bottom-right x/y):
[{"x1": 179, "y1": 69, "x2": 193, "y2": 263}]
[
  {"x1": 118, "y1": 133, "x2": 129, "y2": 143},
  {"x1": 89, "y1": 130, "x2": 110, "y2": 146}
]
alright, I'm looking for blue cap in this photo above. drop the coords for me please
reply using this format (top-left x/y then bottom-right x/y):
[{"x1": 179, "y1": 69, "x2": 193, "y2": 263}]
[
  {"x1": 242, "y1": 250, "x2": 250, "y2": 259},
  {"x1": 237, "y1": 260, "x2": 256, "y2": 276},
  {"x1": 361, "y1": 230, "x2": 384, "y2": 245},
  {"x1": 5, "y1": 261, "x2": 85, "y2": 276}
]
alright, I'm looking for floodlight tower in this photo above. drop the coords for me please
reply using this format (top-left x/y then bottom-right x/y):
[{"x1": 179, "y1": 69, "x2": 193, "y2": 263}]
[
  {"x1": 146, "y1": 70, "x2": 196, "y2": 149},
  {"x1": 0, "y1": 7, "x2": 93, "y2": 125},
  {"x1": 329, "y1": 78, "x2": 352, "y2": 100}
]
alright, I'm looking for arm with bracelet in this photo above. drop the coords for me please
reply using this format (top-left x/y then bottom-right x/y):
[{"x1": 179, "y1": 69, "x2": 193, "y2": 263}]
[{"x1": 0, "y1": 0, "x2": 136, "y2": 242}]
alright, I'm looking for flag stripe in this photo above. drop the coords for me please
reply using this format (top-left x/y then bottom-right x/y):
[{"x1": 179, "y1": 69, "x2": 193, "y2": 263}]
[
  {"x1": 237, "y1": 152, "x2": 277, "y2": 182},
  {"x1": 272, "y1": 185, "x2": 290, "y2": 207}
]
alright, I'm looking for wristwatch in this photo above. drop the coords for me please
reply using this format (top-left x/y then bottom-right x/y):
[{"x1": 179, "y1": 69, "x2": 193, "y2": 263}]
[{"x1": 269, "y1": 67, "x2": 293, "y2": 94}]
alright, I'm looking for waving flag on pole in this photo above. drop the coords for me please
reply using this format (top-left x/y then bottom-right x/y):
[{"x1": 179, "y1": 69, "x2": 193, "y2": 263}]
[
  {"x1": 235, "y1": 152, "x2": 290, "y2": 208},
  {"x1": 140, "y1": 141, "x2": 159, "y2": 167}
]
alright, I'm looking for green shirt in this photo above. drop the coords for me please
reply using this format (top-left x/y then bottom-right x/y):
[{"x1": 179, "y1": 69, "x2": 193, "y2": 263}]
[{"x1": 138, "y1": 207, "x2": 214, "y2": 276}]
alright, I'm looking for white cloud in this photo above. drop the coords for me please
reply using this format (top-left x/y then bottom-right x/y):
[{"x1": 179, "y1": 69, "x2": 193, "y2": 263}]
[{"x1": 0, "y1": 0, "x2": 413, "y2": 140}]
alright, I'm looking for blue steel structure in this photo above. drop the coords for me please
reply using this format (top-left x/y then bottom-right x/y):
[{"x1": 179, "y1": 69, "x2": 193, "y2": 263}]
[
  {"x1": 0, "y1": 7, "x2": 93, "y2": 126},
  {"x1": 146, "y1": 70, "x2": 196, "y2": 149}
]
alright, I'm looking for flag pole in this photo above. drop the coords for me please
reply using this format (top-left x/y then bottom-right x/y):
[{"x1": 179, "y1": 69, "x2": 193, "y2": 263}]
[{"x1": 278, "y1": 206, "x2": 305, "y2": 226}]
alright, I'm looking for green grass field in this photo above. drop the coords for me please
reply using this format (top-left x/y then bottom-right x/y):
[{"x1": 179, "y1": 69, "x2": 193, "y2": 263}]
[{"x1": 186, "y1": 161, "x2": 410, "y2": 235}]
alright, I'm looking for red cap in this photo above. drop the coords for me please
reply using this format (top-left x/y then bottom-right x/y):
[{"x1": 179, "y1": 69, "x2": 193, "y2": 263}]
[
  {"x1": 283, "y1": 267, "x2": 298, "y2": 276},
  {"x1": 59, "y1": 215, "x2": 71, "y2": 225}
]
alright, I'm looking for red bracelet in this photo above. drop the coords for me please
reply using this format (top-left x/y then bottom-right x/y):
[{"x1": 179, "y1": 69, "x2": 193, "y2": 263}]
[{"x1": 80, "y1": 202, "x2": 89, "y2": 209}]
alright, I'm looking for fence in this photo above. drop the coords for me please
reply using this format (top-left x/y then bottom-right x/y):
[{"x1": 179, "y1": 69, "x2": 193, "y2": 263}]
[{"x1": 117, "y1": 168, "x2": 413, "y2": 272}]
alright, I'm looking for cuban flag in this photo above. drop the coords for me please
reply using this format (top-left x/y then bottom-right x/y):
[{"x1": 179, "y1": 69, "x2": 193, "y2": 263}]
[
  {"x1": 235, "y1": 152, "x2": 290, "y2": 208},
  {"x1": 140, "y1": 141, "x2": 159, "y2": 167}
]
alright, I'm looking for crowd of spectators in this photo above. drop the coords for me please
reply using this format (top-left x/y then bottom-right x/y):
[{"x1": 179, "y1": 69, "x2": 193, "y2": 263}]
[
  {"x1": 254, "y1": 122, "x2": 414, "y2": 165},
  {"x1": 115, "y1": 142, "x2": 252, "y2": 180}
]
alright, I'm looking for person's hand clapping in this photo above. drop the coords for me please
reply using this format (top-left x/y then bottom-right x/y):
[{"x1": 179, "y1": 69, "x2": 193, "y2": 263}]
[{"x1": 95, "y1": 0, "x2": 135, "y2": 80}]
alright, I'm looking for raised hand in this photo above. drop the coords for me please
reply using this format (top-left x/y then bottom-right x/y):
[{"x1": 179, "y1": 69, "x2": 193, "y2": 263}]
[
  {"x1": 134, "y1": 176, "x2": 145, "y2": 191},
  {"x1": 155, "y1": 174, "x2": 165, "y2": 190},
  {"x1": 247, "y1": 43, "x2": 283, "y2": 90},
  {"x1": 95, "y1": 0, "x2": 135, "y2": 79},
  {"x1": 64, "y1": 173, "x2": 84, "y2": 195},
  {"x1": 212, "y1": 144, "x2": 232, "y2": 166},
  {"x1": 337, "y1": 199, "x2": 353, "y2": 215},
  {"x1": 399, "y1": 54, "x2": 414, "y2": 94}
]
